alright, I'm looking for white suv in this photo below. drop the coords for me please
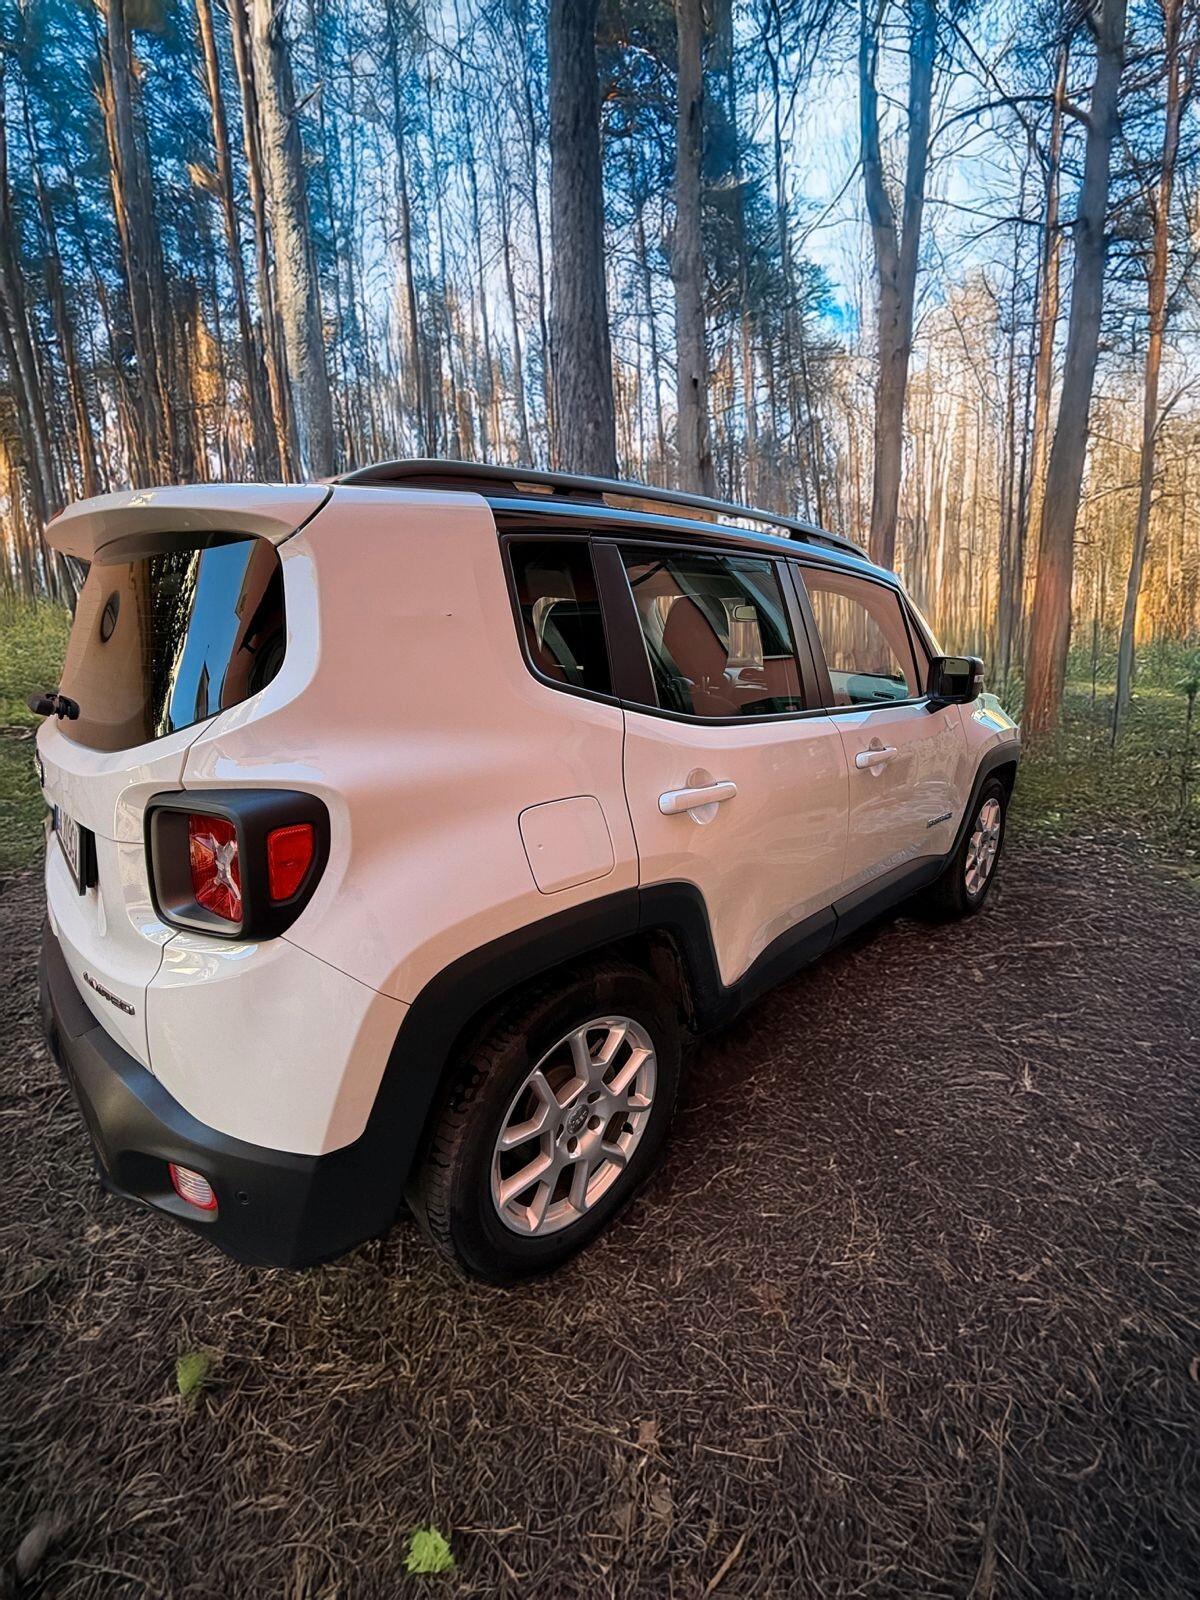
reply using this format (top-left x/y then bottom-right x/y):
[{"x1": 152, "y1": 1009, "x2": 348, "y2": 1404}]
[{"x1": 34, "y1": 462, "x2": 1019, "y2": 1282}]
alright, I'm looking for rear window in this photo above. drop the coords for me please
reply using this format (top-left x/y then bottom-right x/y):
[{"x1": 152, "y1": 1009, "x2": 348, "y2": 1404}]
[{"x1": 59, "y1": 534, "x2": 285, "y2": 753}]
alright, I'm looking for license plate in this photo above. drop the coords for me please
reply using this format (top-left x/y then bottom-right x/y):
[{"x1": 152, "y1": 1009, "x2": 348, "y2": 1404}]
[{"x1": 54, "y1": 806, "x2": 92, "y2": 895}]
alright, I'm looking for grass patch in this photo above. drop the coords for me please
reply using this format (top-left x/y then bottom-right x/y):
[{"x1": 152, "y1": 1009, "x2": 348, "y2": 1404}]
[
  {"x1": 1015, "y1": 680, "x2": 1198, "y2": 867},
  {"x1": 0, "y1": 599, "x2": 69, "y2": 876}
]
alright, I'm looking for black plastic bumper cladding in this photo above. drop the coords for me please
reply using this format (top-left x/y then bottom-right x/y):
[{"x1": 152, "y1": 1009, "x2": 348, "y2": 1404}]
[
  {"x1": 39, "y1": 922, "x2": 398, "y2": 1268},
  {"x1": 145, "y1": 788, "x2": 330, "y2": 940}
]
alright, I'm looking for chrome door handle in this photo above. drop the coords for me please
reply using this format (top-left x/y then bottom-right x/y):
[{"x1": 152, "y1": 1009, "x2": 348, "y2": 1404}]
[
  {"x1": 658, "y1": 781, "x2": 738, "y2": 816},
  {"x1": 855, "y1": 746, "x2": 898, "y2": 769}
]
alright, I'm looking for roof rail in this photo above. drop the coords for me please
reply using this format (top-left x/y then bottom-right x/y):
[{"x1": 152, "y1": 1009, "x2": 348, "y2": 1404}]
[{"x1": 336, "y1": 457, "x2": 869, "y2": 560}]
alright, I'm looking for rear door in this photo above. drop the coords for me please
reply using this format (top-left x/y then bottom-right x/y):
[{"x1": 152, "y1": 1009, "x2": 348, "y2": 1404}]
[
  {"x1": 795, "y1": 562, "x2": 966, "y2": 896},
  {"x1": 604, "y1": 538, "x2": 849, "y2": 990},
  {"x1": 37, "y1": 500, "x2": 311, "y2": 1064}
]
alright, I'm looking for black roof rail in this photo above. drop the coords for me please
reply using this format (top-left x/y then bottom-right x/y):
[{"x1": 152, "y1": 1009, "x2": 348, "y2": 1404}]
[{"x1": 336, "y1": 457, "x2": 869, "y2": 560}]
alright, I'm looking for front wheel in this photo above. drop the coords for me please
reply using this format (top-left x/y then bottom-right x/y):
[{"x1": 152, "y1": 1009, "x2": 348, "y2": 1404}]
[
  {"x1": 920, "y1": 777, "x2": 1008, "y2": 919},
  {"x1": 410, "y1": 963, "x2": 681, "y2": 1283}
]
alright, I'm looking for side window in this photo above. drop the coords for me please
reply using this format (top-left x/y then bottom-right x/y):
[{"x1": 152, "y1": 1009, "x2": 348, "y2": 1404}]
[
  {"x1": 507, "y1": 540, "x2": 612, "y2": 696},
  {"x1": 620, "y1": 546, "x2": 804, "y2": 718},
  {"x1": 801, "y1": 568, "x2": 921, "y2": 707}
]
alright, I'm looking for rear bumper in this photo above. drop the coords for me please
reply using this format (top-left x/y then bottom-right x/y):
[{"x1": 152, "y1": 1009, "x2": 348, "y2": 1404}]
[{"x1": 38, "y1": 921, "x2": 399, "y2": 1268}]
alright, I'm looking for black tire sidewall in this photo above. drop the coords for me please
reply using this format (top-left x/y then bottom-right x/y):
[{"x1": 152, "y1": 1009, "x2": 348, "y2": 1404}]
[{"x1": 441, "y1": 968, "x2": 681, "y2": 1281}]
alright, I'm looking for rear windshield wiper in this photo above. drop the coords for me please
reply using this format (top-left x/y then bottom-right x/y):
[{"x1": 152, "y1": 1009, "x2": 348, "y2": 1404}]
[{"x1": 28, "y1": 691, "x2": 80, "y2": 721}]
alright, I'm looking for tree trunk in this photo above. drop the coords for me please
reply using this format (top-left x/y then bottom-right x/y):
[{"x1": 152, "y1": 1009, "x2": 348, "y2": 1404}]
[
  {"x1": 859, "y1": 0, "x2": 938, "y2": 570},
  {"x1": 0, "y1": 65, "x2": 59, "y2": 527},
  {"x1": 228, "y1": 0, "x2": 297, "y2": 473},
  {"x1": 1113, "y1": 0, "x2": 1186, "y2": 739},
  {"x1": 547, "y1": 0, "x2": 618, "y2": 476},
  {"x1": 673, "y1": 0, "x2": 716, "y2": 495},
  {"x1": 1023, "y1": 44, "x2": 1068, "y2": 577},
  {"x1": 246, "y1": 0, "x2": 336, "y2": 478},
  {"x1": 383, "y1": 0, "x2": 431, "y2": 455},
  {"x1": 1023, "y1": 0, "x2": 1127, "y2": 735},
  {"x1": 195, "y1": 0, "x2": 279, "y2": 477}
]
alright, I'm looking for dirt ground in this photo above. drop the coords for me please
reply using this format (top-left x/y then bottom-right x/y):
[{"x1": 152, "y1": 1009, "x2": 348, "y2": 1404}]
[{"x1": 1, "y1": 832, "x2": 1197, "y2": 1599}]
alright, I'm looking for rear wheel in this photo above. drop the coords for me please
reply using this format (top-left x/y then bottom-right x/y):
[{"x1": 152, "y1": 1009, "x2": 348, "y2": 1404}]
[
  {"x1": 410, "y1": 964, "x2": 681, "y2": 1283},
  {"x1": 920, "y1": 778, "x2": 1008, "y2": 919}
]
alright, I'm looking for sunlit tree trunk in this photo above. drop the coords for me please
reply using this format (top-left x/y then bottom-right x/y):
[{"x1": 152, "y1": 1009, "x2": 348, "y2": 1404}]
[
  {"x1": 194, "y1": 0, "x2": 278, "y2": 477},
  {"x1": 859, "y1": 0, "x2": 937, "y2": 570},
  {"x1": 547, "y1": 0, "x2": 618, "y2": 476},
  {"x1": 1113, "y1": 0, "x2": 1188, "y2": 739},
  {"x1": 1024, "y1": 0, "x2": 1128, "y2": 735},
  {"x1": 246, "y1": 0, "x2": 335, "y2": 477},
  {"x1": 673, "y1": 0, "x2": 716, "y2": 495}
]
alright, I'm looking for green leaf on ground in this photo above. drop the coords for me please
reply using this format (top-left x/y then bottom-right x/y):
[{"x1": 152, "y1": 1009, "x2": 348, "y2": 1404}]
[
  {"x1": 405, "y1": 1525, "x2": 455, "y2": 1576},
  {"x1": 175, "y1": 1349, "x2": 215, "y2": 1400}
]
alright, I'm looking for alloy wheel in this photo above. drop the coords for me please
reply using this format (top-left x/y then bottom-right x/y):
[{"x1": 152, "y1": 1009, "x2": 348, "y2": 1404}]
[
  {"x1": 964, "y1": 796, "x2": 1002, "y2": 897},
  {"x1": 490, "y1": 1016, "x2": 657, "y2": 1236}
]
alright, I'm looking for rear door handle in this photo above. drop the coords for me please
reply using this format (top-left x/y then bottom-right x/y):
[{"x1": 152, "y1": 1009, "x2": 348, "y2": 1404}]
[
  {"x1": 658, "y1": 781, "x2": 738, "y2": 816},
  {"x1": 855, "y1": 746, "x2": 898, "y2": 769}
]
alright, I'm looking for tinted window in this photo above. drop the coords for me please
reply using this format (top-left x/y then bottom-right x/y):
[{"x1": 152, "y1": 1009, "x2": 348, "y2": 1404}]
[
  {"x1": 621, "y1": 547, "x2": 804, "y2": 718},
  {"x1": 59, "y1": 535, "x2": 285, "y2": 753},
  {"x1": 802, "y1": 568, "x2": 920, "y2": 706},
  {"x1": 508, "y1": 540, "x2": 612, "y2": 695}
]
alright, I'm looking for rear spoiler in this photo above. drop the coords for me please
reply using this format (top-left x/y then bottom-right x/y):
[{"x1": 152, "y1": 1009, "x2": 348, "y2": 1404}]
[{"x1": 44, "y1": 484, "x2": 332, "y2": 562}]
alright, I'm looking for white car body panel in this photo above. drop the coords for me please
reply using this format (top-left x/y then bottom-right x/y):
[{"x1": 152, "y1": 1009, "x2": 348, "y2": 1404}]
[
  {"x1": 831, "y1": 701, "x2": 969, "y2": 895},
  {"x1": 621, "y1": 708, "x2": 850, "y2": 987}
]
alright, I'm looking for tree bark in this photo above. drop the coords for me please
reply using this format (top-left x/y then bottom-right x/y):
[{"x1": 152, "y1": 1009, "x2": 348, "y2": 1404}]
[
  {"x1": 194, "y1": 0, "x2": 279, "y2": 477},
  {"x1": 246, "y1": 0, "x2": 336, "y2": 478},
  {"x1": 1023, "y1": 0, "x2": 1128, "y2": 735},
  {"x1": 859, "y1": 0, "x2": 938, "y2": 570},
  {"x1": 0, "y1": 64, "x2": 59, "y2": 527},
  {"x1": 547, "y1": 0, "x2": 618, "y2": 476},
  {"x1": 673, "y1": 0, "x2": 716, "y2": 495},
  {"x1": 1113, "y1": 0, "x2": 1187, "y2": 738}
]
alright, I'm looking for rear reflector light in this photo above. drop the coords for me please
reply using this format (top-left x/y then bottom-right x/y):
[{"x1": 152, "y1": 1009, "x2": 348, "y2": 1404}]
[
  {"x1": 169, "y1": 1163, "x2": 217, "y2": 1211},
  {"x1": 188, "y1": 814, "x2": 242, "y2": 924},
  {"x1": 266, "y1": 822, "x2": 315, "y2": 901}
]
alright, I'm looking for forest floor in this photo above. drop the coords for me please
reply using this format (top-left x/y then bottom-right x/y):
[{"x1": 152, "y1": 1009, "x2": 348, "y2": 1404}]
[{"x1": 1, "y1": 815, "x2": 1197, "y2": 1598}]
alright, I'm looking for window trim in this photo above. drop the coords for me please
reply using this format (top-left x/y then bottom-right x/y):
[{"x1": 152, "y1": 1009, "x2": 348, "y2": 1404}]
[
  {"x1": 794, "y1": 560, "x2": 933, "y2": 713},
  {"x1": 599, "y1": 535, "x2": 828, "y2": 726}
]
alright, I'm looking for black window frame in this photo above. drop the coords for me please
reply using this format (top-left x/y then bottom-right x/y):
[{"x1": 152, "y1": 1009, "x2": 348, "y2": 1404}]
[{"x1": 792, "y1": 560, "x2": 933, "y2": 711}]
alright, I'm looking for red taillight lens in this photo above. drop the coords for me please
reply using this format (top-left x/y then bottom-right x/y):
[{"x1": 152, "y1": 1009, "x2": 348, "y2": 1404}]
[
  {"x1": 169, "y1": 1163, "x2": 217, "y2": 1211},
  {"x1": 188, "y1": 814, "x2": 242, "y2": 924},
  {"x1": 266, "y1": 822, "x2": 315, "y2": 901}
]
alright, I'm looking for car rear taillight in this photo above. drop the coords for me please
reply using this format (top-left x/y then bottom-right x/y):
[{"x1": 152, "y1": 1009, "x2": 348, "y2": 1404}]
[
  {"x1": 169, "y1": 1163, "x2": 217, "y2": 1211},
  {"x1": 147, "y1": 790, "x2": 328, "y2": 939},
  {"x1": 188, "y1": 814, "x2": 243, "y2": 925},
  {"x1": 266, "y1": 823, "x2": 315, "y2": 901}
]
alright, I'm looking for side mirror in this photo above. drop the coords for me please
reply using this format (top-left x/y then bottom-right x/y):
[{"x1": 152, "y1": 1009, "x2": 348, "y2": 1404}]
[{"x1": 928, "y1": 655, "x2": 984, "y2": 706}]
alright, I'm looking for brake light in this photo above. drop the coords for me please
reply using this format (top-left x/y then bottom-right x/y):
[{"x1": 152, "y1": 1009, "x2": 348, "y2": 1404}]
[
  {"x1": 266, "y1": 822, "x2": 315, "y2": 901},
  {"x1": 188, "y1": 814, "x2": 242, "y2": 924}
]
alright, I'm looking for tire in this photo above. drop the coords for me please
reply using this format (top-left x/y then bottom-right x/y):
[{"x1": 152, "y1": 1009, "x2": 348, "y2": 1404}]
[
  {"x1": 409, "y1": 962, "x2": 682, "y2": 1284},
  {"x1": 920, "y1": 777, "x2": 1008, "y2": 920}
]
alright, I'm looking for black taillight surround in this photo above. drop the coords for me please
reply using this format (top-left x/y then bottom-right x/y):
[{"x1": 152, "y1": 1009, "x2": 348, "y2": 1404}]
[{"x1": 145, "y1": 789, "x2": 330, "y2": 940}]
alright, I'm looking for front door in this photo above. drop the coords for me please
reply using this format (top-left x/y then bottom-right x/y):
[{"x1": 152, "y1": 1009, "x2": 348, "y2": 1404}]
[
  {"x1": 797, "y1": 563, "x2": 966, "y2": 894},
  {"x1": 610, "y1": 541, "x2": 849, "y2": 990}
]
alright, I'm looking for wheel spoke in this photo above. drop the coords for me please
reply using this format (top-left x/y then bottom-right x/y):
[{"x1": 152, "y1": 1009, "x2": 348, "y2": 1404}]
[
  {"x1": 567, "y1": 1157, "x2": 592, "y2": 1212},
  {"x1": 498, "y1": 1151, "x2": 552, "y2": 1207},
  {"x1": 598, "y1": 1141, "x2": 628, "y2": 1172},
  {"x1": 608, "y1": 1045, "x2": 650, "y2": 1099}
]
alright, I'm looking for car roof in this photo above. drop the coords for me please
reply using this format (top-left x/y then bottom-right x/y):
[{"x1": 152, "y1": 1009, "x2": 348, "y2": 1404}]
[{"x1": 336, "y1": 458, "x2": 893, "y2": 581}]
